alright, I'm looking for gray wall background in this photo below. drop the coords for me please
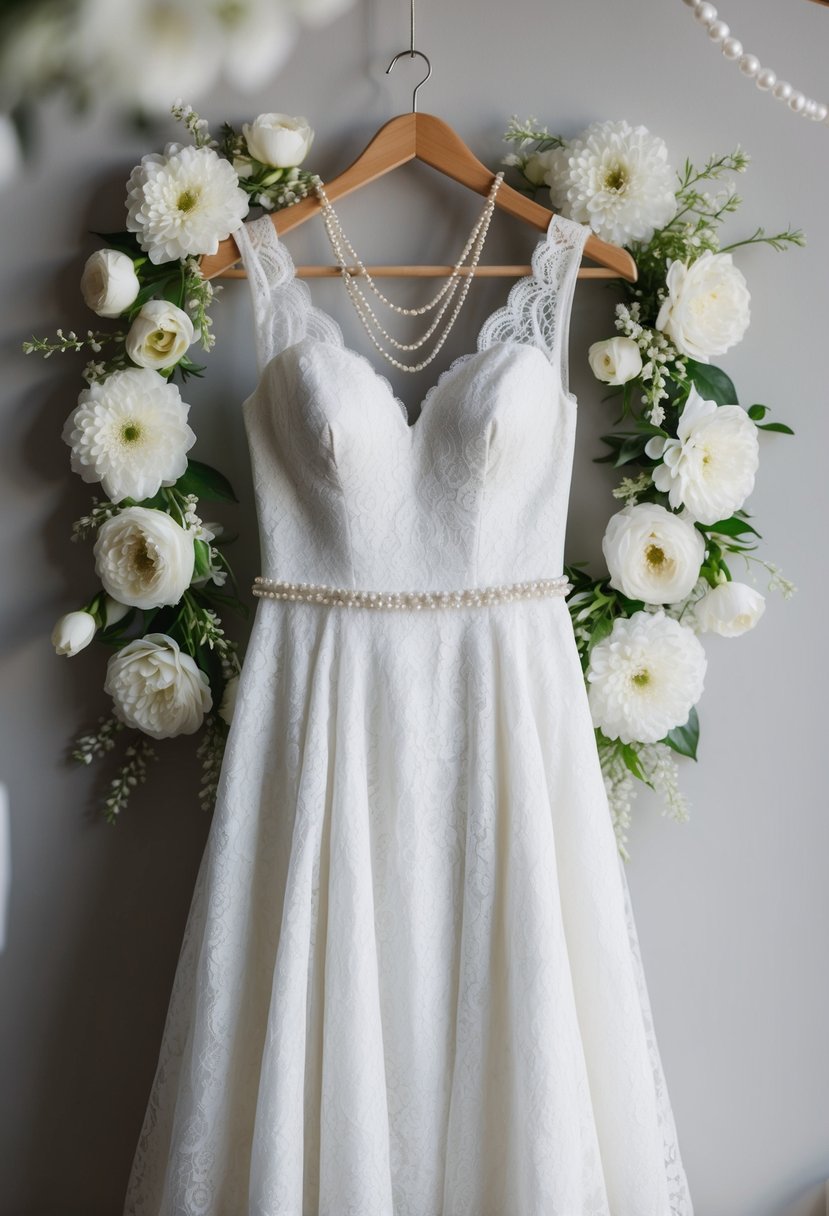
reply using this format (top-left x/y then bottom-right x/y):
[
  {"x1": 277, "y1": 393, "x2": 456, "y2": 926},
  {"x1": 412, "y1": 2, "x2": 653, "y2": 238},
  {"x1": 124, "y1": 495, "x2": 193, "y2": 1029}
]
[{"x1": 1, "y1": 0, "x2": 827, "y2": 1213}]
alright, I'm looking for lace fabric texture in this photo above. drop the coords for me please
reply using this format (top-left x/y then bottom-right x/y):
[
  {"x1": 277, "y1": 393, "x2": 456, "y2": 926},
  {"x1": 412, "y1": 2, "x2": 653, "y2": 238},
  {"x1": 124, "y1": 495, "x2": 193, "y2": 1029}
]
[{"x1": 123, "y1": 210, "x2": 693, "y2": 1216}]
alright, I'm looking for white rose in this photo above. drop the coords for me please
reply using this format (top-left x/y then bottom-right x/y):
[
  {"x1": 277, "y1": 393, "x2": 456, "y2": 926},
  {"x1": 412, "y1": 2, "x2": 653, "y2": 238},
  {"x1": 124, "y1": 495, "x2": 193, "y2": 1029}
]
[
  {"x1": 588, "y1": 336, "x2": 643, "y2": 386},
  {"x1": 656, "y1": 251, "x2": 750, "y2": 362},
  {"x1": 94, "y1": 506, "x2": 194, "y2": 610},
  {"x1": 694, "y1": 581, "x2": 766, "y2": 637},
  {"x1": 105, "y1": 633, "x2": 212, "y2": 739},
  {"x1": 51, "y1": 611, "x2": 96, "y2": 656},
  {"x1": 125, "y1": 300, "x2": 194, "y2": 370},
  {"x1": 80, "y1": 249, "x2": 140, "y2": 318},
  {"x1": 242, "y1": 113, "x2": 314, "y2": 168},
  {"x1": 603, "y1": 503, "x2": 705, "y2": 605},
  {"x1": 645, "y1": 387, "x2": 759, "y2": 524},
  {"x1": 218, "y1": 675, "x2": 239, "y2": 726}
]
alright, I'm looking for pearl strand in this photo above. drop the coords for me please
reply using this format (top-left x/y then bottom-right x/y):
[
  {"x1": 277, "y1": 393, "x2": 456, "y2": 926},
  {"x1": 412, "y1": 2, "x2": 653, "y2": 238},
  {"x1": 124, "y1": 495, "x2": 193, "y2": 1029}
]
[
  {"x1": 252, "y1": 574, "x2": 572, "y2": 610},
  {"x1": 681, "y1": 0, "x2": 829, "y2": 124}
]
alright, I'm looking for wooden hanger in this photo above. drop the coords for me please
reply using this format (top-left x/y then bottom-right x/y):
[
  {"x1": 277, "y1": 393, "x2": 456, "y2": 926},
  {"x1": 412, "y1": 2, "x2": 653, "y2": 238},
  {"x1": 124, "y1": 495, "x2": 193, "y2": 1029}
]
[{"x1": 200, "y1": 56, "x2": 637, "y2": 284}]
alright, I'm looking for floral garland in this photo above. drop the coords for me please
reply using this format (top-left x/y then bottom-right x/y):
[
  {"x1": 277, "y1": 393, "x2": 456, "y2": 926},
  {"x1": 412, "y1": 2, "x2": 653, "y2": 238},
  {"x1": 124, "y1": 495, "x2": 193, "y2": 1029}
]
[
  {"x1": 27, "y1": 106, "x2": 802, "y2": 854},
  {"x1": 503, "y1": 117, "x2": 801, "y2": 852}
]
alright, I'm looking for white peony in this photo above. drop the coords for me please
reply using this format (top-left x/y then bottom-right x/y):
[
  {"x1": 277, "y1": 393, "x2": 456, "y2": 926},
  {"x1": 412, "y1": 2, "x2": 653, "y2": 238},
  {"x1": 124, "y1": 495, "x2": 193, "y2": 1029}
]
[
  {"x1": 126, "y1": 300, "x2": 194, "y2": 370},
  {"x1": 80, "y1": 249, "x2": 140, "y2": 318},
  {"x1": 694, "y1": 581, "x2": 766, "y2": 637},
  {"x1": 602, "y1": 503, "x2": 705, "y2": 605},
  {"x1": 656, "y1": 251, "x2": 750, "y2": 362},
  {"x1": 62, "y1": 367, "x2": 196, "y2": 504},
  {"x1": 645, "y1": 387, "x2": 759, "y2": 524},
  {"x1": 105, "y1": 633, "x2": 212, "y2": 739},
  {"x1": 588, "y1": 336, "x2": 643, "y2": 386},
  {"x1": 545, "y1": 120, "x2": 677, "y2": 246},
  {"x1": 587, "y1": 610, "x2": 707, "y2": 745},
  {"x1": 243, "y1": 113, "x2": 314, "y2": 168},
  {"x1": 126, "y1": 143, "x2": 248, "y2": 265},
  {"x1": 94, "y1": 507, "x2": 195, "y2": 610},
  {"x1": 51, "y1": 611, "x2": 96, "y2": 656}
]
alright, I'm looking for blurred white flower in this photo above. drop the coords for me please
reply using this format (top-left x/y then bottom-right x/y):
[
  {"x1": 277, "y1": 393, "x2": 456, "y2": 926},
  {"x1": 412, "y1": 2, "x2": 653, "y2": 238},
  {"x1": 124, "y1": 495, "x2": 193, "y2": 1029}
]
[
  {"x1": 694, "y1": 581, "x2": 765, "y2": 637},
  {"x1": 218, "y1": 675, "x2": 239, "y2": 725},
  {"x1": 0, "y1": 114, "x2": 22, "y2": 191},
  {"x1": 588, "y1": 336, "x2": 643, "y2": 386},
  {"x1": 80, "y1": 249, "x2": 140, "y2": 318},
  {"x1": 105, "y1": 633, "x2": 212, "y2": 738},
  {"x1": 656, "y1": 250, "x2": 750, "y2": 362},
  {"x1": 645, "y1": 387, "x2": 759, "y2": 524},
  {"x1": 126, "y1": 299, "x2": 194, "y2": 369},
  {"x1": 220, "y1": 0, "x2": 297, "y2": 91},
  {"x1": 602, "y1": 503, "x2": 705, "y2": 605},
  {"x1": 243, "y1": 113, "x2": 314, "y2": 168},
  {"x1": 51, "y1": 611, "x2": 96, "y2": 656},
  {"x1": 94, "y1": 506, "x2": 195, "y2": 609},
  {"x1": 62, "y1": 367, "x2": 195, "y2": 503},
  {"x1": 545, "y1": 120, "x2": 677, "y2": 246},
  {"x1": 126, "y1": 143, "x2": 248, "y2": 264},
  {"x1": 587, "y1": 610, "x2": 706, "y2": 744}
]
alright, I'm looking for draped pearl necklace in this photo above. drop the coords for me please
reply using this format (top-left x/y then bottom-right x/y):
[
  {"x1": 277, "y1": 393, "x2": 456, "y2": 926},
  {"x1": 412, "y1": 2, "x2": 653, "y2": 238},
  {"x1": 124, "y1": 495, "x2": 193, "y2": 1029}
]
[{"x1": 313, "y1": 173, "x2": 504, "y2": 373}]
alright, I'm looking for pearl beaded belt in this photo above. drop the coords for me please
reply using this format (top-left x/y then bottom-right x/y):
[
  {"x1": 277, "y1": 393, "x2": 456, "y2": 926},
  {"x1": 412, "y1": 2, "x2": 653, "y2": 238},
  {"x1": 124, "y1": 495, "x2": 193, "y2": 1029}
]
[{"x1": 252, "y1": 575, "x2": 572, "y2": 610}]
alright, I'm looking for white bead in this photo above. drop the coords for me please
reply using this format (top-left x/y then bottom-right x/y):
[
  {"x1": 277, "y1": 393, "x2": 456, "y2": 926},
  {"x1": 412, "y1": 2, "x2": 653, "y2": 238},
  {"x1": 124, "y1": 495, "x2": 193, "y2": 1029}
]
[
  {"x1": 813, "y1": 102, "x2": 828, "y2": 122},
  {"x1": 755, "y1": 68, "x2": 777, "y2": 91},
  {"x1": 788, "y1": 91, "x2": 806, "y2": 113},
  {"x1": 721, "y1": 36, "x2": 742, "y2": 59},
  {"x1": 738, "y1": 53, "x2": 760, "y2": 78},
  {"x1": 707, "y1": 19, "x2": 729, "y2": 42},
  {"x1": 772, "y1": 80, "x2": 793, "y2": 102},
  {"x1": 694, "y1": 2, "x2": 717, "y2": 26}
]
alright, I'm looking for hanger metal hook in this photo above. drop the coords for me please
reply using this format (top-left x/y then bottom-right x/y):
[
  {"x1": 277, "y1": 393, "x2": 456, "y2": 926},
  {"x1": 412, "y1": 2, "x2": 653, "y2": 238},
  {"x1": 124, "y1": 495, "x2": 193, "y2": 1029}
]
[{"x1": 386, "y1": 48, "x2": 432, "y2": 113}]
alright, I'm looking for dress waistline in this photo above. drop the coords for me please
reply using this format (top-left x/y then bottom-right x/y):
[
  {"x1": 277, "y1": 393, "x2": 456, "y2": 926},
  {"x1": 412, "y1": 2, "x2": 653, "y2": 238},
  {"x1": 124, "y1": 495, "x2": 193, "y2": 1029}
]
[{"x1": 252, "y1": 575, "x2": 571, "y2": 611}]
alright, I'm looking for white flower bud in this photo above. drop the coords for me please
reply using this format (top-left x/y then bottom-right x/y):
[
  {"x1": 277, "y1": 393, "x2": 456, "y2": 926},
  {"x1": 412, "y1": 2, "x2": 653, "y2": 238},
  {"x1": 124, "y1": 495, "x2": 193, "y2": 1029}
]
[
  {"x1": 51, "y1": 611, "x2": 96, "y2": 656},
  {"x1": 242, "y1": 113, "x2": 314, "y2": 168},
  {"x1": 80, "y1": 249, "x2": 140, "y2": 318}
]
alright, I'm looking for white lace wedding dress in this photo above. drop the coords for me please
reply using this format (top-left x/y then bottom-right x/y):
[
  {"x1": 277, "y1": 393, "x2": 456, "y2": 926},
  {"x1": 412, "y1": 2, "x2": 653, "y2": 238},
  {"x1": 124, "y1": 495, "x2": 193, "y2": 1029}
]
[{"x1": 123, "y1": 212, "x2": 693, "y2": 1216}]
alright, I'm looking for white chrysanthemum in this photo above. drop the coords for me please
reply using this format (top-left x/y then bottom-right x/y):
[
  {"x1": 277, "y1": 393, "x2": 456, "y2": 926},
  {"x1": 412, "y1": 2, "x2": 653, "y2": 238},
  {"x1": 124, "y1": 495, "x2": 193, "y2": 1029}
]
[
  {"x1": 94, "y1": 507, "x2": 195, "y2": 610},
  {"x1": 126, "y1": 143, "x2": 248, "y2": 265},
  {"x1": 545, "y1": 120, "x2": 677, "y2": 246},
  {"x1": 602, "y1": 503, "x2": 705, "y2": 605},
  {"x1": 105, "y1": 633, "x2": 212, "y2": 739},
  {"x1": 645, "y1": 387, "x2": 759, "y2": 524},
  {"x1": 62, "y1": 368, "x2": 195, "y2": 503},
  {"x1": 587, "y1": 610, "x2": 706, "y2": 744}
]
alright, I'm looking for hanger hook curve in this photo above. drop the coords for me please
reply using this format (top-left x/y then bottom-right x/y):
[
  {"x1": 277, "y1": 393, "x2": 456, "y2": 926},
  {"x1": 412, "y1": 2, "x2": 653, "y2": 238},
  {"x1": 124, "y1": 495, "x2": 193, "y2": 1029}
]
[{"x1": 386, "y1": 49, "x2": 432, "y2": 113}]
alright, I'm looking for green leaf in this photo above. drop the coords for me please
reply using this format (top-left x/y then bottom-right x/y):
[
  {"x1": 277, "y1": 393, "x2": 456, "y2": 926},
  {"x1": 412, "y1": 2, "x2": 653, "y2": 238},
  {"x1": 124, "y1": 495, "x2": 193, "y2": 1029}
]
[
  {"x1": 175, "y1": 459, "x2": 239, "y2": 503},
  {"x1": 91, "y1": 230, "x2": 142, "y2": 257},
  {"x1": 704, "y1": 515, "x2": 761, "y2": 539},
  {"x1": 686, "y1": 360, "x2": 738, "y2": 405},
  {"x1": 193, "y1": 539, "x2": 213, "y2": 578},
  {"x1": 620, "y1": 742, "x2": 648, "y2": 783},
  {"x1": 757, "y1": 421, "x2": 795, "y2": 435},
  {"x1": 747, "y1": 404, "x2": 768, "y2": 421},
  {"x1": 663, "y1": 706, "x2": 700, "y2": 760}
]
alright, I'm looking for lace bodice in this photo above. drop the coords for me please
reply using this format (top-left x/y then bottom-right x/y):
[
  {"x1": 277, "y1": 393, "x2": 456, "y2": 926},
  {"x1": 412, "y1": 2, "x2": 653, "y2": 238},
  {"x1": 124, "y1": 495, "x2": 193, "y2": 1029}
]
[{"x1": 235, "y1": 211, "x2": 590, "y2": 591}]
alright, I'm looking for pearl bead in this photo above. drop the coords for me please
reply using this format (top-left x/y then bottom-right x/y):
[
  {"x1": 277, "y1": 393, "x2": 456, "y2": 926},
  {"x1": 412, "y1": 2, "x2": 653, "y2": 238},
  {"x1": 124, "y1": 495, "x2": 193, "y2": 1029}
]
[
  {"x1": 813, "y1": 102, "x2": 828, "y2": 123},
  {"x1": 738, "y1": 53, "x2": 760, "y2": 78},
  {"x1": 252, "y1": 576, "x2": 572, "y2": 611},
  {"x1": 707, "y1": 19, "x2": 729, "y2": 42},
  {"x1": 788, "y1": 91, "x2": 806, "y2": 113},
  {"x1": 694, "y1": 2, "x2": 717, "y2": 26},
  {"x1": 755, "y1": 68, "x2": 776, "y2": 91},
  {"x1": 772, "y1": 80, "x2": 793, "y2": 102},
  {"x1": 721, "y1": 36, "x2": 742, "y2": 59}
]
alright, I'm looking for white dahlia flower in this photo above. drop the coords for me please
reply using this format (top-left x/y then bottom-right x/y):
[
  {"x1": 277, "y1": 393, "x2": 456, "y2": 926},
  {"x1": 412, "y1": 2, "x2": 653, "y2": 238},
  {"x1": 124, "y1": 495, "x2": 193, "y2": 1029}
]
[
  {"x1": 694, "y1": 581, "x2": 766, "y2": 637},
  {"x1": 62, "y1": 367, "x2": 195, "y2": 504},
  {"x1": 587, "y1": 611, "x2": 707, "y2": 745},
  {"x1": 645, "y1": 387, "x2": 759, "y2": 524},
  {"x1": 126, "y1": 143, "x2": 248, "y2": 265},
  {"x1": 656, "y1": 251, "x2": 750, "y2": 362},
  {"x1": 602, "y1": 503, "x2": 705, "y2": 605},
  {"x1": 94, "y1": 507, "x2": 195, "y2": 610},
  {"x1": 545, "y1": 120, "x2": 677, "y2": 246},
  {"x1": 105, "y1": 633, "x2": 212, "y2": 739}
]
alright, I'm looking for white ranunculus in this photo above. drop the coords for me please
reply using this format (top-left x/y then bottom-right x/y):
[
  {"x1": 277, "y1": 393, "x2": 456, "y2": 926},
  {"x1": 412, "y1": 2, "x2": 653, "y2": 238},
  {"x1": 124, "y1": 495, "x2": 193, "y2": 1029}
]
[
  {"x1": 218, "y1": 675, "x2": 239, "y2": 725},
  {"x1": 656, "y1": 250, "x2": 750, "y2": 362},
  {"x1": 62, "y1": 367, "x2": 195, "y2": 503},
  {"x1": 51, "y1": 611, "x2": 96, "y2": 656},
  {"x1": 588, "y1": 336, "x2": 643, "y2": 386},
  {"x1": 80, "y1": 249, "x2": 140, "y2": 318},
  {"x1": 602, "y1": 503, "x2": 705, "y2": 605},
  {"x1": 645, "y1": 387, "x2": 759, "y2": 524},
  {"x1": 126, "y1": 143, "x2": 248, "y2": 265},
  {"x1": 94, "y1": 507, "x2": 195, "y2": 610},
  {"x1": 694, "y1": 581, "x2": 766, "y2": 637},
  {"x1": 105, "y1": 633, "x2": 212, "y2": 739},
  {"x1": 126, "y1": 300, "x2": 194, "y2": 370},
  {"x1": 587, "y1": 610, "x2": 707, "y2": 745},
  {"x1": 544, "y1": 119, "x2": 677, "y2": 246},
  {"x1": 243, "y1": 113, "x2": 314, "y2": 168}
]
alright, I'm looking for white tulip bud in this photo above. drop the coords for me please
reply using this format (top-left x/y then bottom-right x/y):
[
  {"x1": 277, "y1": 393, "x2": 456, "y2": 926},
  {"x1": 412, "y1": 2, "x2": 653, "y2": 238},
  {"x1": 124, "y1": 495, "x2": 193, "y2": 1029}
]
[{"x1": 51, "y1": 611, "x2": 96, "y2": 657}]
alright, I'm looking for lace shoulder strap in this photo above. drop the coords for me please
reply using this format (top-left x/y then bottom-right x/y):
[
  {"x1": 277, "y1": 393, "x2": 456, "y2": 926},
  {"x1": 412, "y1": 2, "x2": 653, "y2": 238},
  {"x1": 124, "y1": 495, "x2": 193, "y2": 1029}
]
[
  {"x1": 233, "y1": 215, "x2": 343, "y2": 374},
  {"x1": 477, "y1": 214, "x2": 590, "y2": 394}
]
